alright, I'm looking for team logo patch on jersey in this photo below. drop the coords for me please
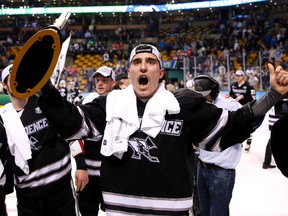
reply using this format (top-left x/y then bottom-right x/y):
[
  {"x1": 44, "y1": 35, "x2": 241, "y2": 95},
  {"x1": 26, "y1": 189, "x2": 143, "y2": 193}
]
[
  {"x1": 30, "y1": 136, "x2": 42, "y2": 151},
  {"x1": 35, "y1": 107, "x2": 42, "y2": 114},
  {"x1": 128, "y1": 137, "x2": 160, "y2": 163}
]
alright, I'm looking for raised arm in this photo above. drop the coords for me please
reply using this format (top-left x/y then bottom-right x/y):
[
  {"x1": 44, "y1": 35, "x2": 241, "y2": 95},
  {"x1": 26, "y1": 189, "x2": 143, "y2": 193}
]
[
  {"x1": 38, "y1": 80, "x2": 105, "y2": 140},
  {"x1": 251, "y1": 63, "x2": 288, "y2": 117}
]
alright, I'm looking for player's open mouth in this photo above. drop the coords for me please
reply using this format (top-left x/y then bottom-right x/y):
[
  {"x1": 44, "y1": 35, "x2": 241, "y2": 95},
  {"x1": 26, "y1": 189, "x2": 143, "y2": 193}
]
[{"x1": 139, "y1": 76, "x2": 148, "y2": 85}]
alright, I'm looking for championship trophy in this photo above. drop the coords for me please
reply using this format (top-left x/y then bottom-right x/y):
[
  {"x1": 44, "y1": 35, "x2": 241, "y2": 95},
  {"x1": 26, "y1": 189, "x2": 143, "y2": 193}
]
[{"x1": 9, "y1": 11, "x2": 71, "y2": 98}]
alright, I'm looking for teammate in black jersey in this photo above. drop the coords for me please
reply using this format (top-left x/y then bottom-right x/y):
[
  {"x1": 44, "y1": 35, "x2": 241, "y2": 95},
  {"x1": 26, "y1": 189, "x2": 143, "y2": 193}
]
[
  {"x1": 0, "y1": 121, "x2": 13, "y2": 216},
  {"x1": 263, "y1": 92, "x2": 288, "y2": 169},
  {"x1": 226, "y1": 69, "x2": 256, "y2": 151},
  {"x1": 76, "y1": 66, "x2": 116, "y2": 216},
  {"x1": 0, "y1": 64, "x2": 80, "y2": 216},
  {"x1": 38, "y1": 44, "x2": 288, "y2": 216}
]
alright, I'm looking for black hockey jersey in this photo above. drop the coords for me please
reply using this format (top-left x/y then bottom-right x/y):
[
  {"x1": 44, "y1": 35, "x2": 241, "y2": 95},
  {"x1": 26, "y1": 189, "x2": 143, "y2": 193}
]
[
  {"x1": 38, "y1": 87, "x2": 260, "y2": 215},
  {"x1": 0, "y1": 122, "x2": 13, "y2": 196},
  {"x1": 83, "y1": 139, "x2": 102, "y2": 177},
  {"x1": 0, "y1": 96, "x2": 73, "y2": 198},
  {"x1": 268, "y1": 93, "x2": 288, "y2": 130},
  {"x1": 229, "y1": 81, "x2": 256, "y2": 105}
]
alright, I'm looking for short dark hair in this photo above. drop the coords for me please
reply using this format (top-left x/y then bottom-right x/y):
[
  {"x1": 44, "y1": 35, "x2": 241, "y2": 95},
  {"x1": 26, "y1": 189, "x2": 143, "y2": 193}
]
[{"x1": 115, "y1": 73, "x2": 128, "y2": 82}]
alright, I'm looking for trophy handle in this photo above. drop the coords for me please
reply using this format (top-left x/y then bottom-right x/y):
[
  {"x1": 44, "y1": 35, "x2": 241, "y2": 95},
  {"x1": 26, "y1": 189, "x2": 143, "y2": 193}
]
[{"x1": 54, "y1": 11, "x2": 71, "y2": 30}]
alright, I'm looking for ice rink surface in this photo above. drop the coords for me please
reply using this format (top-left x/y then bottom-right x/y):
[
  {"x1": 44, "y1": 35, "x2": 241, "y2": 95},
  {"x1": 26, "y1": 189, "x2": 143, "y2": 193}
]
[{"x1": 6, "y1": 113, "x2": 288, "y2": 216}]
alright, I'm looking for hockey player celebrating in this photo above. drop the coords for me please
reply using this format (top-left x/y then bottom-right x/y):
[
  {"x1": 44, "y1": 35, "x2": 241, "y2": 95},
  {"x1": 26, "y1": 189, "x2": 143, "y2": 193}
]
[
  {"x1": 0, "y1": 64, "x2": 80, "y2": 216},
  {"x1": 38, "y1": 44, "x2": 288, "y2": 215}
]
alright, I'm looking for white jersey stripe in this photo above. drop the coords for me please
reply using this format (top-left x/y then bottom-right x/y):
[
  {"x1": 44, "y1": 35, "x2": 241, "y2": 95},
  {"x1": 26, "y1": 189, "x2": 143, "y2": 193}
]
[
  {"x1": 0, "y1": 161, "x2": 5, "y2": 186},
  {"x1": 85, "y1": 159, "x2": 101, "y2": 167},
  {"x1": 105, "y1": 209, "x2": 153, "y2": 216},
  {"x1": 87, "y1": 169, "x2": 100, "y2": 176},
  {"x1": 0, "y1": 174, "x2": 6, "y2": 187},
  {"x1": 67, "y1": 107, "x2": 101, "y2": 140},
  {"x1": 16, "y1": 154, "x2": 72, "y2": 188},
  {"x1": 17, "y1": 154, "x2": 71, "y2": 182},
  {"x1": 16, "y1": 163, "x2": 72, "y2": 188},
  {"x1": 103, "y1": 192, "x2": 192, "y2": 211},
  {"x1": 70, "y1": 179, "x2": 80, "y2": 216},
  {"x1": 198, "y1": 109, "x2": 229, "y2": 151},
  {"x1": 85, "y1": 159, "x2": 101, "y2": 176}
]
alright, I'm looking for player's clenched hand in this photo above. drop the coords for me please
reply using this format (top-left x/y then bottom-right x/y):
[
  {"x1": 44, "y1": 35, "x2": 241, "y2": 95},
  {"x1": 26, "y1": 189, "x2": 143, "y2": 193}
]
[{"x1": 268, "y1": 63, "x2": 288, "y2": 94}]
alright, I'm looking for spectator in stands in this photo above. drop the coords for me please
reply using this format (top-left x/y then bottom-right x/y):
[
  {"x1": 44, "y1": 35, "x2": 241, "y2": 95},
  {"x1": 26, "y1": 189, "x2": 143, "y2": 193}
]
[
  {"x1": 58, "y1": 79, "x2": 68, "y2": 100},
  {"x1": 84, "y1": 30, "x2": 92, "y2": 39},
  {"x1": 67, "y1": 80, "x2": 81, "y2": 104},
  {"x1": 116, "y1": 49, "x2": 123, "y2": 62},
  {"x1": 73, "y1": 42, "x2": 80, "y2": 53},
  {"x1": 103, "y1": 50, "x2": 109, "y2": 63},
  {"x1": 72, "y1": 76, "x2": 79, "y2": 88},
  {"x1": 115, "y1": 61, "x2": 122, "y2": 74},
  {"x1": 6, "y1": 35, "x2": 13, "y2": 45},
  {"x1": 108, "y1": 49, "x2": 114, "y2": 64},
  {"x1": 122, "y1": 50, "x2": 130, "y2": 64},
  {"x1": 186, "y1": 73, "x2": 195, "y2": 90},
  {"x1": 246, "y1": 69, "x2": 259, "y2": 90}
]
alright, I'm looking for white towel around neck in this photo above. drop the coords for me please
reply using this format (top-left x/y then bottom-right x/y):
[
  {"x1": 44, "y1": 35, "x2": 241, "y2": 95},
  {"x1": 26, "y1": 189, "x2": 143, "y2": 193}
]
[
  {"x1": 0, "y1": 103, "x2": 32, "y2": 174},
  {"x1": 141, "y1": 83, "x2": 181, "y2": 137},
  {"x1": 101, "y1": 83, "x2": 180, "y2": 159}
]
